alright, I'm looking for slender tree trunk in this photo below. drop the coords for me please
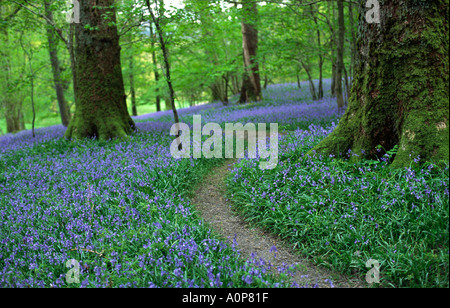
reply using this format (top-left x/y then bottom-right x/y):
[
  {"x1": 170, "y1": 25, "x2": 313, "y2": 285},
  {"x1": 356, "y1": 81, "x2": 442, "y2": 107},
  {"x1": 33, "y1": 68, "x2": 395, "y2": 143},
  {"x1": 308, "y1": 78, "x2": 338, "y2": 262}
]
[
  {"x1": 146, "y1": 0, "x2": 181, "y2": 149},
  {"x1": 20, "y1": 34, "x2": 35, "y2": 137},
  {"x1": 210, "y1": 77, "x2": 228, "y2": 104},
  {"x1": 0, "y1": 9, "x2": 25, "y2": 134},
  {"x1": 19, "y1": 112, "x2": 25, "y2": 130},
  {"x1": 223, "y1": 74, "x2": 229, "y2": 105},
  {"x1": 328, "y1": 0, "x2": 336, "y2": 97},
  {"x1": 262, "y1": 54, "x2": 268, "y2": 90},
  {"x1": 64, "y1": 0, "x2": 135, "y2": 140},
  {"x1": 311, "y1": 0, "x2": 449, "y2": 168},
  {"x1": 149, "y1": 23, "x2": 161, "y2": 112},
  {"x1": 129, "y1": 55, "x2": 137, "y2": 116},
  {"x1": 44, "y1": 0, "x2": 71, "y2": 127},
  {"x1": 335, "y1": 0, "x2": 345, "y2": 111},
  {"x1": 331, "y1": 60, "x2": 336, "y2": 97},
  {"x1": 318, "y1": 51, "x2": 324, "y2": 99},
  {"x1": 343, "y1": 63, "x2": 350, "y2": 105},
  {"x1": 296, "y1": 68, "x2": 301, "y2": 89},
  {"x1": 239, "y1": 0, "x2": 262, "y2": 103},
  {"x1": 148, "y1": 6, "x2": 179, "y2": 124},
  {"x1": 68, "y1": 22, "x2": 77, "y2": 107},
  {"x1": 301, "y1": 60, "x2": 317, "y2": 100},
  {"x1": 311, "y1": 4, "x2": 323, "y2": 99},
  {"x1": 231, "y1": 74, "x2": 240, "y2": 95},
  {"x1": 164, "y1": 97, "x2": 171, "y2": 111},
  {"x1": 348, "y1": 2, "x2": 357, "y2": 89}
]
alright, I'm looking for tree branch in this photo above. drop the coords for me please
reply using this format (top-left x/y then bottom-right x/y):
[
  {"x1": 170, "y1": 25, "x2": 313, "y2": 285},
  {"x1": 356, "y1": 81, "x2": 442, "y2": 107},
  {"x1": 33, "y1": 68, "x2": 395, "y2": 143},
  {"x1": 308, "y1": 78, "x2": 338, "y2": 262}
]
[{"x1": 10, "y1": 0, "x2": 68, "y2": 45}]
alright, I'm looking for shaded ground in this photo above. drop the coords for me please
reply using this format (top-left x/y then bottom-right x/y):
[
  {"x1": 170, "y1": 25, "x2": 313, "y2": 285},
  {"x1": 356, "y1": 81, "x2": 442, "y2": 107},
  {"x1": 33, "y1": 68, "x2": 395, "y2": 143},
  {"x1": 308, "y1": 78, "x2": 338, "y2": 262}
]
[{"x1": 192, "y1": 159, "x2": 368, "y2": 288}]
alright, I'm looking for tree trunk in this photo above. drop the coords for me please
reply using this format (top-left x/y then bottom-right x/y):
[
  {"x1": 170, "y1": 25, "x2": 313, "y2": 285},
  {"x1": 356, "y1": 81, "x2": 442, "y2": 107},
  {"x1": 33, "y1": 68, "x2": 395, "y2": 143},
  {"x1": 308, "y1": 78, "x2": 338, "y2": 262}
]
[
  {"x1": 223, "y1": 74, "x2": 229, "y2": 105},
  {"x1": 301, "y1": 60, "x2": 317, "y2": 100},
  {"x1": 0, "y1": 7, "x2": 25, "y2": 134},
  {"x1": 5, "y1": 113, "x2": 22, "y2": 133},
  {"x1": 311, "y1": 0, "x2": 449, "y2": 168},
  {"x1": 311, "y1": 4, "x2": 323, "y2": 99},
  {"x1": 149, "y1": 23, "x2": 161, "y2": 112},
  {"x1": 129, "y1": 55, "x2": 137, "y2": 116},
  {"x1": 44, "y1": 0, "x2": 71, "y2": 127},
  {"x1": 149, "y1": 8, "x2": 179, "y2": 125},
  {"x1": 146, "y1": 0, "x2": 181, "y2": 149},
  {"x1": 164, "y1": 97, "x2": 171, "y2": 111},
  {"x1": 331, "y1": 60, "x2": 336, "y2": 97},
  {"x1": 239, "y1": 0, "x2": 262, "y2": 103},
  {"x1": 329, "y1": 0, "x2": 336, "y2": 97},
  {"x1": 64, "y1": 0, "x2": 135, "y2": 140},
  {"x1": 231, "y1": 74, "x2": 240, "y2": 95},
  {"x1": 348, "y1": 2, "x2": 357, "y2": 89},
  {"x1": 210, "y1": 78, "x2": 228, "y2": 104},
  {"x1": 335, "y1": 0, "x2": 345, "y2": 111},
  {"x1": 68, "y1": 22, "x2": 77, "y2": 107}
]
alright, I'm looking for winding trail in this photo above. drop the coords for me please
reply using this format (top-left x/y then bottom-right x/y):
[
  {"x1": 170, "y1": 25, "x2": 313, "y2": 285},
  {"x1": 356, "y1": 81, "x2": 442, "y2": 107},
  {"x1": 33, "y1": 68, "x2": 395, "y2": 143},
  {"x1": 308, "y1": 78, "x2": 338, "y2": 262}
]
[{"x1": 192, "y1": 159, "x2": 367, "y2": 288}]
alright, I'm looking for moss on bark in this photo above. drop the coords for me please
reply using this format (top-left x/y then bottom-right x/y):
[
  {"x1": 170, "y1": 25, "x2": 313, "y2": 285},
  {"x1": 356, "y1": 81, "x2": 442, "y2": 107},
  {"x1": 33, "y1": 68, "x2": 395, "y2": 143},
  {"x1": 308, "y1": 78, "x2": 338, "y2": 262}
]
[
  {"x1": 64, "y1": 0, "x2": 135, "y2": 141},
  {"x1": 310, "y1": 0, "x2": 449, "y2": 168}
]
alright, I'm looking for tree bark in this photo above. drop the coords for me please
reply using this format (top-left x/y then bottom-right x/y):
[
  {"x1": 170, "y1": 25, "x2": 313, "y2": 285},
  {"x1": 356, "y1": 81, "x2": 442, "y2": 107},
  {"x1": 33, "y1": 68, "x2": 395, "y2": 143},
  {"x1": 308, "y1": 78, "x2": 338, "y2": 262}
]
[
  {"x1": 210, "y1": 79, "x2": 227, "y2": 104},
  {"x1": 311, "y1": 0, "x2": 449, "y2": 168},
  {"x1": 335, "y1": 0, "x2": 345, "y2": 111},
  {"x1": 311, "y1": 4, "x2": 323, "y2": 99},
  {"x1": 149, "y1": 22, "x2": 161, "y2": 112},
  {"x1": 239, "y1": 0, "x2": 262, "y2": 103},
  {"x1": 64, "y1": 0, "x2": 135, "y2": 140},
  {"x1": 329, "y1": 0, "x2": 336, "y2": 97},
  {"x1": 44, "y1": 0, "x2": 71, "y2": 127},
  {"x1": 129, "y1": 55, "x2": 137, "y2": 116},
  {"x1": 301, "y1": 60, "x2": 317, "y2": 101},
  {"x1": 1, "y1": 6, "x2": 25, "y2": 134},
  {"x1": 146, "y1": 0, "x2": 181, "y2": 150},
  {"x1": 348, "y1": 2, "x2": 357, "y2": 89},
  {"x1": 68, "y1": 22, "x2": 77, "y2": 108},
  {"x1": 331, "y1": 59, "x2": 336, "y2": 97},
  {"x1": 296, "y1": 67, "x2": 301, "y2": 89},
  {"x1": 147, "y1": 1, "x2": 179, "y2": 125}
]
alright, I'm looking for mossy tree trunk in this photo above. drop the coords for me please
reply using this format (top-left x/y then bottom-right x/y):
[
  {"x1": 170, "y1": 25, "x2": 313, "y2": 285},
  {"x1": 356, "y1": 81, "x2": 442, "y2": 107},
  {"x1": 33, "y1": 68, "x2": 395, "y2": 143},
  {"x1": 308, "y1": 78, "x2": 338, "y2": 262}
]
[
  {"x1": 64, "y1": 0, "x2": 135, "y2": 141},
  {"x1": 312, "y1": 0, "x2": 449, "y2": 168}
]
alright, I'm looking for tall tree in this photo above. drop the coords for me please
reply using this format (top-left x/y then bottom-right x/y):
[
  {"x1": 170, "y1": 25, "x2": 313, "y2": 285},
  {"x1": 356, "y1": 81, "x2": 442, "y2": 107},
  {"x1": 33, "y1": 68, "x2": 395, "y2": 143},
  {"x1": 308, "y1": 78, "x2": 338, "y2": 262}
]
[
  {"x1": 128, "y1": 54, "x2": 137, "y2": 116},
  {"x1": 310, "y1": 3, "x2": 323, "y2": 99},
  {"x1": 44, "y1": 0, "x2": 71, "y2": 127},
  {"x1": 19, "y1": 31, "x2": 36, "y2": 137},
  {"x1": 0, "y1": 3, "x2": 26, "y2": 133},
  {"x1": 335, "y1": 0, "x2": 345, "y2": 110},
  {"x1": 146, "y1": 0, "x2": 181, "y2": 149},
  {"x1": 146, "y1": 1, "x2": 180, "y2": 122},
  {"x1": 64, "y1": 0, "x2": 135, "y2": 140},
  {"x1": 149, "y1": 22, "x2": 161, "y2": 112},
  {"x1": 239, "y1": 0, "x2": 261, "y2": 103},
  {"x1": 311, "y1": 0, "x2": 449, "y2": 168}
]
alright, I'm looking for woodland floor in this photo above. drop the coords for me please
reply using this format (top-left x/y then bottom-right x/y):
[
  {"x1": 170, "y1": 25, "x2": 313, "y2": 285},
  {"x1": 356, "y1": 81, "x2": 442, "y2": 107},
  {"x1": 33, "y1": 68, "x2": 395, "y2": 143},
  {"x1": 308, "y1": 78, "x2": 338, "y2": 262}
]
[{"x1": 192, "y1": 158, "x2": 368, "y2": 288}]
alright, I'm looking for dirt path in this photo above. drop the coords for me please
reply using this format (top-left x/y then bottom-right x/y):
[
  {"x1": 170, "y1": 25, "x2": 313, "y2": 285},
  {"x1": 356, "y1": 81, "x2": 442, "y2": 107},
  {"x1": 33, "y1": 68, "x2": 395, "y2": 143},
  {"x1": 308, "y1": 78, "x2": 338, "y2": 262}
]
[{"x1": 192, "y1": 159, "x2": 367, "y2": 288}]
